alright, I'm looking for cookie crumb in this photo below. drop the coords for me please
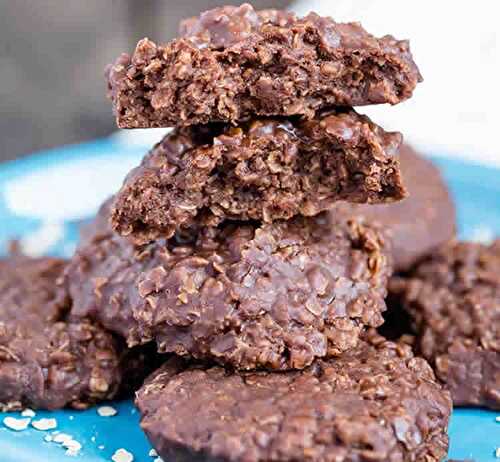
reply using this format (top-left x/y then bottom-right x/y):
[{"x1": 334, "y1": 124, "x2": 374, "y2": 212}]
[
  {"x1": 496, "y1": 416, "x2": 500, "y2": 423},
  {"x1": 112, "y1": 448, "x2": 134, "y2": 462},
  {"x1": 3, "y1": 417, "x2": 31, "y2": 431},
  {"x1": 97, "y1": 405, "x2": 118, "y2": 417},
  {"x1": 65, "y1": 439, "x2": 81, "y2": 450},
  {"x1": 53, "y1": 433, "x2": 73, "y2": 444},
  {"x1": 21, "y1": 408, "x2": 36, "y2": 418},
  {"x1": 63, "y1": 439, "x2": 82, "y2": 456},
  {"x1": 148, "y1": 449, "x2": 158, "y2": 457},
  {"x1": 69, "y1": 415, "x2": 75, "y2": 421},
  {"x1": 45, "y1": 432, "x2": 82, "y2": 456},
  {"x1": 98, "y1": 445, "x2": 105, "y2": 450},
  {"x1": 31, "y1": 418, "x2": 57, "y2": 431},
  {"x1": 44, "y1": 435, "x2": 53, "y2": 443},
  {"x1": 496, "y1": 447, "x2": 500, "y2": 458}
]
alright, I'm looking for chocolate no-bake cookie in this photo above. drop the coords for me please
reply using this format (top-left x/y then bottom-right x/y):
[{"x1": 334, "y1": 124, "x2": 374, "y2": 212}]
[
  {"x1": 111, "y1": 109, "x2": 405, "y2": 244},
  {"x1": 0, "y1": 256, "x2": 123, "y2": 410},
  {"x1": 137, "y1": 331, "x2": 451, "y2": 462},
  {"x1": 390, "y1": 240, "x2": 500, "y2": 409},
  {"x1": 106, "y1": 3, "x2": 421, "y2": 128},
  {"x1": 333, "y1": 144, "x2": 456, "y2": 271},
  {"x1": 67, "y1": 211, "x2": 392, "y2": 371}
]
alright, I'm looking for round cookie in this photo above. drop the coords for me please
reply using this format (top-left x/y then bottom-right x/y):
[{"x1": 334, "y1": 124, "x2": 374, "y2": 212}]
[
  {"x1": 137, "y1": 331, "x2": 452, "y2": 462},
  {"x1": 67, "y1": 211, "x2": 393, "y2": 371},
  {"x1": 334, "y1": 144, "x2": 456, "y2": 271},
  {"x1": 0, "y1": 256, "x2": 122, "y2": 410},
  {"x1": 390, "y1": 239, "x2": 500, "y2": 409}
]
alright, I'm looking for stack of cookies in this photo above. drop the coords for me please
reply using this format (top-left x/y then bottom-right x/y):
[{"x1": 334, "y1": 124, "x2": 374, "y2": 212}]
[
  {"x1": 1, "y1": 3, "x2": 498, "y2": 462},
  {"x1": 93, "y1": 4, "x2": 453, "y2": 460}
]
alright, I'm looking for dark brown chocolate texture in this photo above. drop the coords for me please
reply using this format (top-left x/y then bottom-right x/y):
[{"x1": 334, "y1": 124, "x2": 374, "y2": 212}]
[
  {"x1": 137, "y1": 331, "x2": 451, "y2": 462},
  {"x1": 66, "y1": 210, "x2": 392, "y2": 371},
  {"x1": 390, "y1": 240, "x2": 500, "y2": 409},
  {"x1": 111, "y1": 109, "x2": 405, "y2": 244},
  {"x1": 334, "y1": 144, "x2": 456, "y2": 271},
  {"x1": 0, "y1": 256, "x2": 123, "y2": 410},
  {"x1": 106, "y1": 3, "x2": 422, "y2": 128}
]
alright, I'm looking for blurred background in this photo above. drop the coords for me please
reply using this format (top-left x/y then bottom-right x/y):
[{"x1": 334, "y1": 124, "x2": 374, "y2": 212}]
[
  {"x1": 1, "y1": 0, "x2": 499, "y2": 165},
  {"x1": 0, "y1": 0, "x2": 289, "y2": 162}
]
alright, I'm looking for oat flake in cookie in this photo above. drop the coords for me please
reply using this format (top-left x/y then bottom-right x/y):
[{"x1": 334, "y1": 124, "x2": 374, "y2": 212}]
[
  {"x1": 106, "y1": 3, "x2": 422, "y2": 128},
  {"x1": 111, "y1": 109, "x2": 405, "y2": 244},
  {"x1": 137, "y1": 332, "x2": 451, "y2": 462},
  {"x1": 333, "y1": 144, "x2": 456, "y2": 272},
  {"x1": 390, "y1": 240, "x2": 500, "y2": 409},
  {"x1": 0, "y1": 257, "x2": 122, "y2": 410},
  {"x1": 67, "y1": 211, "x2": 392, "y2": 371}
]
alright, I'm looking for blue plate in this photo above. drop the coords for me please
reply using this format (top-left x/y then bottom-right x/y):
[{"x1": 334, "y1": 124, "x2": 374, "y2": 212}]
[{"x1": 0, "y1": 139, "x2": 499, "y2": 461}]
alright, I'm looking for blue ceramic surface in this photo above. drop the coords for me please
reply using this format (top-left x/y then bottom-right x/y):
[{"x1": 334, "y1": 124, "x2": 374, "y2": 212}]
[{"x1": 0, "y1": 139, "x2": 499, "y2": 461}]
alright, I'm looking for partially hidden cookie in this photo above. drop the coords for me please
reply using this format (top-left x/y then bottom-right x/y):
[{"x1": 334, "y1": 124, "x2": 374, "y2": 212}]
[
  {"x1": 0, "y1": 256, "x2": 123, "y2": 410},
  {"x1": 106, "y1": 3, "x2": 421, "y2": 128},
  {"x1": 334, "y1": 144, "x2": 456, "y2": 271},
  {"x1": 390, "y1": 240, "x2": 500, "y2": 409},
  {"x1": 136, "y1": 331, "x2": 451, "y2": 462},
  {"x1": 67, "y1": 210, "x2": 392, "y2": 371},
  {"x1": 111, "y1": 109, "x2": 406, "y2": 244}
]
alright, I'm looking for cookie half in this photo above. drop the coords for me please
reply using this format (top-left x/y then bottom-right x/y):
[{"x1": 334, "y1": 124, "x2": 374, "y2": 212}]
[
  {"x1": 111, "y1": 109, "x2": 405, "y2": 244},
  {"x1": 107, "y1": 4, "x2": 421, "y2": 128}
]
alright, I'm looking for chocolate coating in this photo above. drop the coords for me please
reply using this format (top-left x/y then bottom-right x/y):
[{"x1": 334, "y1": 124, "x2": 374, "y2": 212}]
[
  {"x1": 334, "y1": 144, "x2": 456, "y2": 271},
  {"x1": 111, "y1": 109, "x2": 405, "y2": 244},
  {"x1": 67, "y1": 211, "x2": 392, "y2": 371},
  {"x1": 106, "y1": 4, "x2": 422, "y2": 128},
  {"x1": 0, "y1": 257, "x2": 122, "y2": 410},
  {"x1": 137, "y1": 331, "x2": 451, "y2": 462},
  {"x1": 390, "y1": 240, "x2": 500, "y2": 409}
]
